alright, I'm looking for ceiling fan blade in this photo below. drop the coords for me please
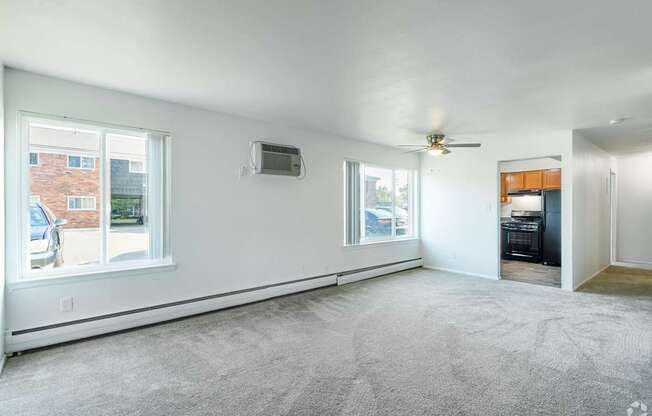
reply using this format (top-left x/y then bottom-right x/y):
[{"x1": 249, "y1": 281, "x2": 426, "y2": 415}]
[
  {"x1": 444, "y1": 143, "x2": 481, "y2": 148},
  {"x1": 402, "y1": 147, "x2": 429, "y2": 154},
  {"x1": 441, "y1": 148, "x2": 451, "y2": 155}
]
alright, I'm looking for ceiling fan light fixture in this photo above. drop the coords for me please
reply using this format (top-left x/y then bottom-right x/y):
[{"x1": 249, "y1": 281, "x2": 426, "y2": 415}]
[{"x1": 400, "y1": 132, "x2": 478, "y2": 156}]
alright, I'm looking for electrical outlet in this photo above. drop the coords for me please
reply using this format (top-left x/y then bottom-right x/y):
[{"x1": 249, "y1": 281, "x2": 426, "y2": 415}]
[{"x1": 59, "y1": 296, "x2": 74, "y2": 312}]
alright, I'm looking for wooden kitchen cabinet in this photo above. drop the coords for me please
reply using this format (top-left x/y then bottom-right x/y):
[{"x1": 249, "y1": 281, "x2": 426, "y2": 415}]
[
  {"x1": 500, "y1": 173, "x2": 511, "y2": 203},
  {"x1": 524, "y1": 170, "x2": 543, "y2": 190},
  {"x1": 506, "y1": 172, "x2": 524, "y2": 192},
  {"x1": 543, "y1": 168, "x2": 561, "y2": 189},
  {"x1": 501, "y1": 168, "x2": 561, "y2": 199}
]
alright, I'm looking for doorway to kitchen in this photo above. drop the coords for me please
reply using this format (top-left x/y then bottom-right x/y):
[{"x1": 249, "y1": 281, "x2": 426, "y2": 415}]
[{"x1": 498, "y1": 157, "x2": 562, "y2": 288}]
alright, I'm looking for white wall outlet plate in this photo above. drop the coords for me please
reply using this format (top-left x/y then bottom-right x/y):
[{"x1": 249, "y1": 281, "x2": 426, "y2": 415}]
[{"x1": 239, "y1": 165, "x2": 251, "y2": 178}]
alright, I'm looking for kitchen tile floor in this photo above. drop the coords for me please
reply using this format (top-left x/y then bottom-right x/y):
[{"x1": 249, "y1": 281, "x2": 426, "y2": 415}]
[{"x1": 501, "y1": 259, "x2": 561, "y2": 288}]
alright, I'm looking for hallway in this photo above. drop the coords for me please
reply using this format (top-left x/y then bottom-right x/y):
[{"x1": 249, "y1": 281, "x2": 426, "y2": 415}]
[{"x1": 579, "y1": 266, "x2": 652, "y2": 298}]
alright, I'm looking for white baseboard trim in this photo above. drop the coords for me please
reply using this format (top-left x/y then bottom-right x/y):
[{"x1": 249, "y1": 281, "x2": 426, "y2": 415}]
[
  {"x1": 574, "y1": 265, "x2": 609, "y2": 291},
  {"x1": 5, "y1": 275, "x2": 337, "y2": 353},
  {"x1": 423, "y1": 265, "x2": 499, "y2": 280},
  {"x1": 612, "y1": 261, "x2": 652, "y2": 270},
  {"x1": 337, "y1": 259, "x2": 423, "y2": 285}
]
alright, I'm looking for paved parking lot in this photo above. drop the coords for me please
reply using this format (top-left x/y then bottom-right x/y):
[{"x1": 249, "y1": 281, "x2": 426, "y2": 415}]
[{"x1": 62, "y1": 225, "x2": 149, "y2": 266}]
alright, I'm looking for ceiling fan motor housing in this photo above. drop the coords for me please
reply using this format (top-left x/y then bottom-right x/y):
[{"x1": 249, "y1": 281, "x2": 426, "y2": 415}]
[{"x1": 427, "y1": 134, "x2": 446, "y2": 145}]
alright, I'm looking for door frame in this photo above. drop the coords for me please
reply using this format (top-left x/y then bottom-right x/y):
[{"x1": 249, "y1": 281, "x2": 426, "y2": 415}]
[
  {"x1": 496, "y1": 156, "x2": 565, "y2": 288},
  {"x1": 609, "y1": 169, "x2": 617, "y2": 264}
]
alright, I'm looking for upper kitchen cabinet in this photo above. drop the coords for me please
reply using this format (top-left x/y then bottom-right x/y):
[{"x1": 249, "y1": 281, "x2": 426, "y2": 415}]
[
  {"x1": 500, "y1": 173, "x2": 511, "y2": 203},
  {"x1": 506, "y1": 172, "x2": 524, "y2": 192},
  {"x1": 524, "y1": 170, "x2": 543, "y2": 189},
  {"x1": 543, "y1": 168, "x2": 562, "y2": 189},
  {"x1": 503, "y1": 169, "x2": 561, "y2": 194}
]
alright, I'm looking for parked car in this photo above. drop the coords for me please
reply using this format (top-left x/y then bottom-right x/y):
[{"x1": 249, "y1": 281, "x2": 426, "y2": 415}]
[
  {"x1": 30, "y1": 202, "x2": 66, "y2": 269},
  {"x1": 376, "y1": 206, "x2": 409, "y2": 236},
  {"x1": 111, "y1": 212, "x2": 145, "y2": 225},
  {"x1": 365, "y1": 208, "x2": 392, "y2": 237}
]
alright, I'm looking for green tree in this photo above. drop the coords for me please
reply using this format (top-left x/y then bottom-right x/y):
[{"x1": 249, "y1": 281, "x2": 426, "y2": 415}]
[
  {"x1": 398, "y1": 184, "x2": 408, "y2": 206},
  {"x1": 376, "y1": 185, "x2": 392, "y2": 203}
]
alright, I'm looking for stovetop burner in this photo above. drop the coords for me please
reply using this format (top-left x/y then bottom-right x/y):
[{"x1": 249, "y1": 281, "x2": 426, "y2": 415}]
[
  {"x1": 505, "y1": 210, "x2": 543, "y2": 225},
  {"x1": 508, "y1": 217, "x2": 542, "y2": 224}
]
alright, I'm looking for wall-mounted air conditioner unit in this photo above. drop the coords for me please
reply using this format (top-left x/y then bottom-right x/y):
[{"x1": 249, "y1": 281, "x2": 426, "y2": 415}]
[{"x1": 252, "y1": 141, "x2": 302, "y2": 177}]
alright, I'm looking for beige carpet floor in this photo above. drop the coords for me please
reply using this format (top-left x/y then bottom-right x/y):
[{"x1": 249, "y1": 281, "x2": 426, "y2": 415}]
[{"x1": 579, "y1": 265, "x2": 652, "y2": 297}]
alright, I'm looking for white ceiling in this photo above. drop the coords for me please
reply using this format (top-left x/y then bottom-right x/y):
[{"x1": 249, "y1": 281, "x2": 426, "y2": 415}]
[
  {"x1": 2, "y1": 0, "x2": 652, "y2": 146},
  {"x1": 577, "y1": 119, "x2": 652, "y2": 155}
]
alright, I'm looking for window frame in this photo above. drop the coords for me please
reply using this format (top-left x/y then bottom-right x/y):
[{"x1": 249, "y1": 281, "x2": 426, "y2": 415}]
[
  {"x1": 29, "y1": 152, "x2": 39, "y2": 166},
  {"x1": 18, "y1": 112, "x2": 173, "y2": 282},
  {"x1": 67, "y1": 154, "x2": 96, "y2": 170},
  {"x1": 67, "y1": 195, "x2": 97, "y2": 211},
  {"x1": 129, "y1": 159, "x2": 145, "y2": 173},
  {"x1": 344, "y1": 160, "x2": 418, "y2": 246},
  {"x1": 81, "y1": 156, "x2": 96, "y2": 169}
]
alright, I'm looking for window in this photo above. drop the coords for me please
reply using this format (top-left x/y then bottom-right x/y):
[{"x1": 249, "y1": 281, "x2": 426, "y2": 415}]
[
  {"x1": 129, "y1": 160, "x2": 145, "y2": 173},
  {"x1": 82, "y1": 156, "x2": 96, "y2": 169},
  {"x1": 29, "y1": 152, "x2": 39, "y2": 165},
  {"x1": 68, "y1": 155, "x2": 96, "y2": 169},
  {"x1": 67, "y1": 196, "x2": 96, "y2": 211},
  {"x1": 344, "y1": 161, "x2": 417, "y2": 245},
  {"x1": 21, "y1": 115, "x2": 171, "y2": 278}
]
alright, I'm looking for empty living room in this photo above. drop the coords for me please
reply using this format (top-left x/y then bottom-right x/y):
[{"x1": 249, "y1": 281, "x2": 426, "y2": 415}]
[{"x1": 1, "y1": 1, "x2": 651, "y2": 415}]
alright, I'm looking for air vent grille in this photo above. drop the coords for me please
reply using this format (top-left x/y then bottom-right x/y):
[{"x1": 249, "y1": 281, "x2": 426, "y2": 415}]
[{"x1": 261, "y1": 144, "x2": 299, "y2": 155}]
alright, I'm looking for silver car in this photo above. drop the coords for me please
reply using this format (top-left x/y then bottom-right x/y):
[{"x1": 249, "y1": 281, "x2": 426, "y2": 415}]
[{"x1": 30, "y1": 202, "x2": 67, "y2": 268}]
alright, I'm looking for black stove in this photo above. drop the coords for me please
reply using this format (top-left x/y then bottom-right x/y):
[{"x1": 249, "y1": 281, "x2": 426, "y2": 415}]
[{"x1": 501, "y1": 211, "x2": 543, "y2": 262}]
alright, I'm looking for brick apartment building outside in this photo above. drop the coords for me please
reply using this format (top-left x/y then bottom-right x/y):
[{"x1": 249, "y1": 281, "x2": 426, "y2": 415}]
[
  {"x1": 30, "y1": 153, "x2": 101, "y2": 228},
  {"x1": 29, "y1": 124, "x2": 146, "y2": 229}
]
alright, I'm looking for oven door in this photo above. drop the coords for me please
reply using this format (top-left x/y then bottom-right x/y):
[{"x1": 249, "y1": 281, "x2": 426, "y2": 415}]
[{"x1": 501, "y1": 225, "x2": 541, "y2": 262}]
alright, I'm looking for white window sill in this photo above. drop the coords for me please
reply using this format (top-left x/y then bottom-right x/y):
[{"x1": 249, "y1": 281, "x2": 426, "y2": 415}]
[
  {"x1": 8, "y1": 260, "x2": 177, "y2": 291},
  {"x1": 342, "y1": 237, "x2": 419, "y2": 249}
]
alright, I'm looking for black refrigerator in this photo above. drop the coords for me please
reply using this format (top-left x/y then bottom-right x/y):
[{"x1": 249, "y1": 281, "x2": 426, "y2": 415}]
[{"x1": 542, "y1": 189, "x2": 561, "y2": 265}]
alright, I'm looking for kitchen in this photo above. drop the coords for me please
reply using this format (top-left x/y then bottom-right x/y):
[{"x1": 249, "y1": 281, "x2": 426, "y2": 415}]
[{"x1": 499, "y1": 157, "x2": 562, "y2": 287}]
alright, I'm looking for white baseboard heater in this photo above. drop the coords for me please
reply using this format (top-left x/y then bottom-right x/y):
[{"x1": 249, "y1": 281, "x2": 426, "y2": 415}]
[
  {"x1": 6, "y1": 258, "x2": 422, "y2": 353},
  {"x1": 337, "y1": 258, "x2": 423, "y2": 285}
]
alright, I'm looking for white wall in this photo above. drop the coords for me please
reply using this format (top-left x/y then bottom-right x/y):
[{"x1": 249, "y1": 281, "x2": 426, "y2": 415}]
[
  {"x1": 615, "y1": 153, "x2": 652, "y2": 265},
  {"x1": 571, "y1": 131, "x2": 614, "y2": 289},
  {"x1": 3, "y1": 69, "x2": 420, "y2": 350},
  {"x1": 499, "y1": 157, "x2": 561, "y2": 173},
  {"x1": 0, "y1": 64, "x2": 6, "y2": 369},
  {"x1": 420, "y1": 131, "x2": 574, "y2": 290}
]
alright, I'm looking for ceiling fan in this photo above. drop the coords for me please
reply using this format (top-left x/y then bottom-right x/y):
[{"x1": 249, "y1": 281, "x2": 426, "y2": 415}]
[{"x1": 399, "y1": 134, "x2": 481, "y2": 156}]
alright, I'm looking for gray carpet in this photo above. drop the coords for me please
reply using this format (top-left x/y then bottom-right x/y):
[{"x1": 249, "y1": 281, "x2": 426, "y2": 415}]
[{"x1": 1, "y1": 268, "x2": 651, "y2": 416}]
